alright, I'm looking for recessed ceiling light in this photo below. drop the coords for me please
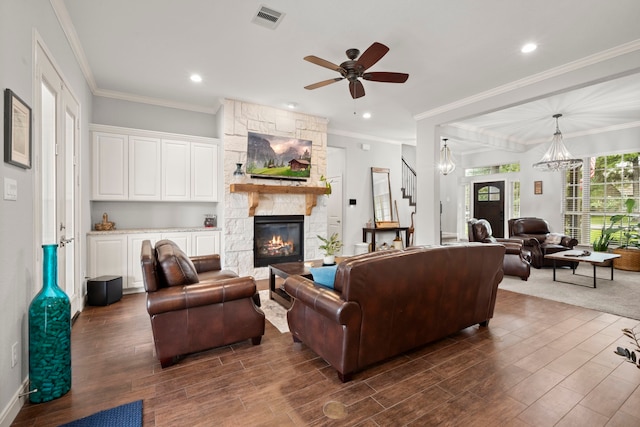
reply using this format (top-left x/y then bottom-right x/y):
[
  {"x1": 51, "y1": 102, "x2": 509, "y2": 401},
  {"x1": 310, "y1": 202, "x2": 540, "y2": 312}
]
[
  {"x1": 286, "y1": 102, "x2": 298, "y2": 109},
  {"x1": 521, "y1": 43, "x2": 537, "y2": 53},
  {"x1": 190, "y1": 74, "x2": 203, "y2": 83},
  {"x1": 362, "y1": 112, "x2": 372, "y2": 119}
]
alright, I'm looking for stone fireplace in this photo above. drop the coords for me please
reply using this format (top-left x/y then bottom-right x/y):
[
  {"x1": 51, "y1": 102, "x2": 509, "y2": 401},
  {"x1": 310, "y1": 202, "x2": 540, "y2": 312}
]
[
  {"x1": 253, "y1": 215, "x2": 304, "y2": 267},
  {"x1": 222, "y1": 99, "x2": 329, "y2": 279}
]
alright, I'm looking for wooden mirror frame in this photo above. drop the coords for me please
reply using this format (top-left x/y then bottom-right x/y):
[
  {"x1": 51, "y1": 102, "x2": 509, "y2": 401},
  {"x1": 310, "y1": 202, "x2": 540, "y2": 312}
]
[{"x1": 371, "y1": 167, "x2": 399, "y2": 228}]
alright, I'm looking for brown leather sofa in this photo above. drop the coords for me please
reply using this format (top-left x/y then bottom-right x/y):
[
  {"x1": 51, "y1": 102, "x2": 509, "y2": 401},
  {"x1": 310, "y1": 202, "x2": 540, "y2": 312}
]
[
  {"x1": 508, "y1": 217, "x2": 578, "y2": 268},
  {"x1": 468, "y1": 218, "x2": 531, "y2": 280},
  {"x1": 283, "y1": 244, "x2": 505, "y2": 382},
  {"x1": 141, "y1": 239, "x2": 265, "y2": 367}
]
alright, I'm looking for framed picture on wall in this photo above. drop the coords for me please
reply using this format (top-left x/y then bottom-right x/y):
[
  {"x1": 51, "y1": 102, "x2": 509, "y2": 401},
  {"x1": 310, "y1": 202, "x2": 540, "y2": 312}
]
[
  {"x1": 534, "y1": 180, "x2": 543, "y2": 195},
  {"x1": 4, "y1": 89, "x2": 32, "y2": 169}
]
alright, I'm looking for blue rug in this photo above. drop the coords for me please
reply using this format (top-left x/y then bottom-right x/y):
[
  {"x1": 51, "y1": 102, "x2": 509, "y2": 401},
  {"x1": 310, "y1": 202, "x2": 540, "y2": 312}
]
[{"x1": 58, "y1": 400, "x2": 143, "y2": 427}]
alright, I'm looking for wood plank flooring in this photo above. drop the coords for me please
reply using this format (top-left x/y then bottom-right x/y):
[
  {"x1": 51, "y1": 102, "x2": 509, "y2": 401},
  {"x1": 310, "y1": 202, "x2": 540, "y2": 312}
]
[{"x1": 11, "y1": 281, "x2": 640, "y2": 426}]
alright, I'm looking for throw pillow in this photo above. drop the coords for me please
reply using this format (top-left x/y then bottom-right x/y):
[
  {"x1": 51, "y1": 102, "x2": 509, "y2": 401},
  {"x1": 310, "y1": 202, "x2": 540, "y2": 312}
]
[
  {"x1": 546, "y1": 233, "x2": 563, "y2": 244},
  {"x1": 310, "y1": 264, "x2": 339, "y2": 289}
]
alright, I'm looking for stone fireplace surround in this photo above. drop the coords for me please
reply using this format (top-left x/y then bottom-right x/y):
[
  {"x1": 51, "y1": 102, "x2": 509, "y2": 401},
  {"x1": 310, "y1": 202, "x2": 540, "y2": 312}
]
[{"x1": 223, "y1": 99, "x2": 329, "y2": 280}]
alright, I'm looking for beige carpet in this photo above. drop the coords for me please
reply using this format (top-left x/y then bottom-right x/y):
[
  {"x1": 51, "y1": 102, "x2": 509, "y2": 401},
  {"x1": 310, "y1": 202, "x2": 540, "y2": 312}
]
[
  {"x1": 499, "y1": 265, "x2": 640, "y2": 320},
  {"x1": 259, "y1": 290, "x2": 289, "y2": 333}
]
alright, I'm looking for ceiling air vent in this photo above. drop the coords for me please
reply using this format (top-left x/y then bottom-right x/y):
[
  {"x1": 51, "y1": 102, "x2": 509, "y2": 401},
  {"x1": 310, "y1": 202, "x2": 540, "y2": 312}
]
[{"x1": 252, "y1": 5, "x2": 285, "y2": 30}]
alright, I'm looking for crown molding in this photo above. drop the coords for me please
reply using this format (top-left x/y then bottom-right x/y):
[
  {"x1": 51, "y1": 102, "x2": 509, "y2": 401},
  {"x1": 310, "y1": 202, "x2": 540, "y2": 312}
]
[
  {"x1": 94, "y1": 88, "x2": 220, "y2": 114},
  {"x1": 327, "y1": 128, "x2": 414, "y2": 146},
  {"x1": 415, "y1": 39, "x2": 640, "y2": 121}
]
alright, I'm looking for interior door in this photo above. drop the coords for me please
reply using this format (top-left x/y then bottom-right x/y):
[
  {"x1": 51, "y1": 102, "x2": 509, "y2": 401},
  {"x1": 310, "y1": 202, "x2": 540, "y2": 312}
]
[
  {"x1": 327, "y1": 147, "x2": 345, "y2": 252},
  {"x1": 37, "y1": 43, "x2": 80, "y2": 312},
  {"x1": 473, "y1": 181, "x2": 505, "y2": 237}
]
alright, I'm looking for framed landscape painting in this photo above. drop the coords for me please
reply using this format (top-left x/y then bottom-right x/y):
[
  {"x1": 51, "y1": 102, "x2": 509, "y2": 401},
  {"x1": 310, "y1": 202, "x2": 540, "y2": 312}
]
[
  {"x1": 4, "y1": 89, "x2": 32, "y2": 169},
  {"x1": 246, "y1": 132, "x2": 312, "y2": 180}
]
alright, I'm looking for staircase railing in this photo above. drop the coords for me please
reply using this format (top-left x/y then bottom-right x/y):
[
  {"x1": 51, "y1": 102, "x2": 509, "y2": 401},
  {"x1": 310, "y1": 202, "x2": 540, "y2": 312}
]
[{"x1": 401, "y1": 157, "x2": 416, "y2": 208}]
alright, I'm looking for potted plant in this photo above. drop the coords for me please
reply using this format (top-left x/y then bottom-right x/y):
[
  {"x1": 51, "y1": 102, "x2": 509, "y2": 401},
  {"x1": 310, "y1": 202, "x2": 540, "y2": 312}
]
[
  {"x1": 611, "y1": 198, "x2": 640, "y2": 271},
  {"x1": 317, "y1": 233, "x2": 343, "y2": 265},
  {"x1": 592, "y1": 215, "x2": 617, "y2": 252}
]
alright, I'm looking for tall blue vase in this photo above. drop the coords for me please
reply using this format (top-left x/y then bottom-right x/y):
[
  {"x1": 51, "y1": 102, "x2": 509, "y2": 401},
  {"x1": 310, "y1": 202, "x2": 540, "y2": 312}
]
[{"x1": 28, "y1": 244, "x2": 71, "y2": 403}]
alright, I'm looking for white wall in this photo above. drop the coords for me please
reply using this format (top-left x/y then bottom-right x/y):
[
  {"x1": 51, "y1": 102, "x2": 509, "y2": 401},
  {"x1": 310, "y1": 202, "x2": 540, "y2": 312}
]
[
  {"x1": 0, "y1": 1, "x2": 93, "y2": 424},
  {"x1": 328, "y1": 134, "x2": 412, "y2": 254}
]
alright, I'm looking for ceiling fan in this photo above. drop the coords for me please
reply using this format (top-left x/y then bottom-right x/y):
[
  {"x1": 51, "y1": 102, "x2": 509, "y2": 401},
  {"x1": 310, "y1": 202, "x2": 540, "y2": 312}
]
[{"x1": 304, "y1": 42, "x2": 409, "y2": 99}]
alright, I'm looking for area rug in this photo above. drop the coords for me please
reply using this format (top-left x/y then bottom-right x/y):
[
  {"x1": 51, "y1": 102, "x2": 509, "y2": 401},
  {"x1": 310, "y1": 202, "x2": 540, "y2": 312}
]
[
  {"x1": 58, "y1": 400, "x2": 142, "y2": 427},
  {"x1": 259, "y1": 290, "x2": 289, "y2": 333},
  {"x1": 499, "y1": 265, "x2": 640, "y2": 320}
]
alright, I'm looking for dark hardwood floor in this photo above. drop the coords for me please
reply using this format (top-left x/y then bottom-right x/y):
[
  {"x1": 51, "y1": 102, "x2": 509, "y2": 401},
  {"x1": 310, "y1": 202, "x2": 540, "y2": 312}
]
[{"x1": 12, "y1": 280, "x2": 640, "y2": 426}]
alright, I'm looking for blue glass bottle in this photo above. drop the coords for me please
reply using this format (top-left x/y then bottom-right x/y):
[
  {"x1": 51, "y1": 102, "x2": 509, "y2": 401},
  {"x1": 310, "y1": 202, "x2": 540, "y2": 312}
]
[{"x1": 28, "y1": 244, "x2": 71, "y2": 403}]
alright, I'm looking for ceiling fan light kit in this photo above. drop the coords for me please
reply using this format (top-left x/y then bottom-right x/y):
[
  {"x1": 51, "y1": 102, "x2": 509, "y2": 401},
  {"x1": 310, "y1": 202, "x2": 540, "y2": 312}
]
[
  {"x1": 533, "y1": 114, "x2": 583, "y2": 172},
  {"x1": 304, "y1": 42, "x2": 409, "y2": 99},
  {"x1": 439, "y1": 138, "x2": 456, "y2": 175}
]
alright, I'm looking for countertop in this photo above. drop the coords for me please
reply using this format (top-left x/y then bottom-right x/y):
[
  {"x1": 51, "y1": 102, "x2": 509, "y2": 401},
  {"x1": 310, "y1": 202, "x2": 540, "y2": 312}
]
[{"x1": 87, "y1": 227, "x2": 221, "y2": 235}]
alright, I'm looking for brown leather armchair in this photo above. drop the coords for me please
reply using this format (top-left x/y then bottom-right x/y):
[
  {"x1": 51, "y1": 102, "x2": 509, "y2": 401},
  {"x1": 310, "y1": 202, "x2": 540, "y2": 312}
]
[
  {"x1": 468, "y1": 218, "x2": 531, "y2": 280},
  {"x1": 141, "y1": 239, "x2": 265, "y2": 367},
  {"x1": 508, "y1": 217, "x2": 578, "y2": 268}
]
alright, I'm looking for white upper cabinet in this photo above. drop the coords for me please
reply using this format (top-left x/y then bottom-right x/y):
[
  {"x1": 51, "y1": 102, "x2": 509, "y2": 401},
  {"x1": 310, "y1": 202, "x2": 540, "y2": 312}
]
[
  {"x1": 161, "y1": 139, "x2": 191, "y2": 201},
  {"x1": 92, "y1": 132, "x2": 128, "y2": 200},
  {"x1": 129, "y1": 136, "x2": 161, "y2": 200},
  {"x1": 191, "y1": 142, "x2": 218, "y2": 202},
  {"x1": 91, "y1": 125, "x2": 219, "y2": 202}
]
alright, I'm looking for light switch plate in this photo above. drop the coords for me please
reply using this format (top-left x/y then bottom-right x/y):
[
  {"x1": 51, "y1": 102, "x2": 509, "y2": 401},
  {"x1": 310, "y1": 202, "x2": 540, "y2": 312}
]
[{"x1": 4, "y1": 177, "x2": 17, "y2": 201}]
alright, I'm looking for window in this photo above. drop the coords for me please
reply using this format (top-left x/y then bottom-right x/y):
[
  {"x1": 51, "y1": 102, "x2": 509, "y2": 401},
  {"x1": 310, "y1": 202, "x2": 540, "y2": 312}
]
[
  {"x1": 564, "y1": 152, "x2": 640, "y2": 245},
  {"x1": 465, "y1": 162, "x2": 520, "y2": 177}
]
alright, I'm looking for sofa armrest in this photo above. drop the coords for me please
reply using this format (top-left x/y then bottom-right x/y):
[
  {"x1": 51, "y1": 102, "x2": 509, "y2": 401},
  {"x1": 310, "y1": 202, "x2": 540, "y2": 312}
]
[
  {"x1": 190, "y1": 254, "x2": 222, "y2": 273},
  {"x1": 147, "y1": 276, "x2": 256, "y2": 316},
  {"x1": 283, "y1": 275, "x2": 360, "y2": 325}
]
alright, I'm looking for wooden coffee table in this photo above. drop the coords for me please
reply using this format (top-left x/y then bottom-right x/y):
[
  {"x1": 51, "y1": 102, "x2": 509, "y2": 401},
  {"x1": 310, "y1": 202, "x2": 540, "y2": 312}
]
[{"x1": 544, "y1": 250, "x2": 621, "y2": 288}]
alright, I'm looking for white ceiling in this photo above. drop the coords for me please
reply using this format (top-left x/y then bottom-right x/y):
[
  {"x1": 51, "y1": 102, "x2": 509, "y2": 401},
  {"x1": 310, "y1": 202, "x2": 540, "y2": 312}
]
[{"x1": 58, "y1": 0, "x2": 640, "y2": 153}]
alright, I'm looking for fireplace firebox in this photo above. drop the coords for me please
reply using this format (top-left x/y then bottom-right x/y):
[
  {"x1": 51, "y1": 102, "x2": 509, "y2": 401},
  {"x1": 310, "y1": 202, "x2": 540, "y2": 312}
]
[{"x1": 254, "y1": 215, "x2": 304, "y2": 267}]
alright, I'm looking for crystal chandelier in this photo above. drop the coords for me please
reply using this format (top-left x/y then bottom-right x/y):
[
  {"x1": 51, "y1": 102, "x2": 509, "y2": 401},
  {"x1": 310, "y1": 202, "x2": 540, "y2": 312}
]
[
  {"x1": 533, "y1": 114, "x2": 582, "y2": 171},
  {"x1": 439, "y1": 138, "x2": 456, "y2": 175}
]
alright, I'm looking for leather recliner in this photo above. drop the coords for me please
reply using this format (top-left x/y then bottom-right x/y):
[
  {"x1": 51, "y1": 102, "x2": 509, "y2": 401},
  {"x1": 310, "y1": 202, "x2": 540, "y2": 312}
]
[
  {"x1": 468, "y1": 218, "x2": 531, "y2": 280},
  {"x1": 141, "y1": 239, "x2": 265, "y2": 367},
  {"x1": 508, "y1": 217, "x2": 578, "y2": 268}
]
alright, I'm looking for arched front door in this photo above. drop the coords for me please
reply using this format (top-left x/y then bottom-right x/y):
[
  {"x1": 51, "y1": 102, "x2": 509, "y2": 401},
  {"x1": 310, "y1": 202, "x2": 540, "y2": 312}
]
[{"x1": 473, "y1": 181, "x2": 505, "y2": 237}]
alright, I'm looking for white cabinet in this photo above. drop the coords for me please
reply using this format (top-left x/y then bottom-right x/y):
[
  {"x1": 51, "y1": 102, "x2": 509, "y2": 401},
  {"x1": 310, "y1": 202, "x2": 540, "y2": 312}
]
[
  {"x1": 91, "y1": 125, "x2": 219, "y2": 202},
  {"x1": 191, "y1": 142, "x2": 218, "y2": 202},
  {"x1": 88, "y1": 230, "x2": 221, "y2": 292},
  {"x1": 161, "y1": 139, "x2": 191, "y2": 201},
  {"x1": 129, "y1": 136, "x2": 161, "y2": 200},
  {"x1": 87, "y1": 234, "x2": 127, "y2": 283},
  {"x1": 92, "y1": 132, "x2": 128, "y2": 200},
  {"x1": 192, "y1": 231, "x2": 220, "y2": 256}
]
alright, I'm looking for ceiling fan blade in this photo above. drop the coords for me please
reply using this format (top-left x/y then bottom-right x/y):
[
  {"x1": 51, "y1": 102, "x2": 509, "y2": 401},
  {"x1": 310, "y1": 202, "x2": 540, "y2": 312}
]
[
  {"x1": 349, "y1": 80, "x2": 365, "y2": 99},
  {"x1": 304, "y1": 55, "x2": 345, "y2": 73},
  {"x1": 304, "y1": 78, "x2": 344, "y2": 90},
  {"x1": 356, "y1": 42, "x2": 389, "y2": 71},
  {"x1": 362, "y1": 72, "x2": 409, "y2": 83}
]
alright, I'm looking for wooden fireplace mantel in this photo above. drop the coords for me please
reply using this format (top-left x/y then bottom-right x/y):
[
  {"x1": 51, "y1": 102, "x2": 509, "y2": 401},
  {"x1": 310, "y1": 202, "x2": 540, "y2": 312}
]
[{"x1": 229, "y1": 183, "x2": 330, "y2": 216}]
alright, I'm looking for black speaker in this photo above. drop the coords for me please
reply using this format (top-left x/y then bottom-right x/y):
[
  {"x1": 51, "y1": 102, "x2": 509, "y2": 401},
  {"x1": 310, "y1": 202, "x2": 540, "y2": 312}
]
[{"x1": 87, "y1": 275, "x2": 123, "y2": 306}]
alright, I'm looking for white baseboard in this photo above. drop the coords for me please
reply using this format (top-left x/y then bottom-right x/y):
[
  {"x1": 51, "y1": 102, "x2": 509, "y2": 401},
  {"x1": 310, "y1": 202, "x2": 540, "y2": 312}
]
[{"x1": 0, "y1": 378, "x2": 28, "y2": 427}]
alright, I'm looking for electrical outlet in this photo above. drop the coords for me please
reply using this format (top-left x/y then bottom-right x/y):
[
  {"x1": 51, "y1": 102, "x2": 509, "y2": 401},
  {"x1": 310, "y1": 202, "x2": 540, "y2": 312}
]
[{"x1": 11, "y1": 342, "x2": 18, "y2": 368}]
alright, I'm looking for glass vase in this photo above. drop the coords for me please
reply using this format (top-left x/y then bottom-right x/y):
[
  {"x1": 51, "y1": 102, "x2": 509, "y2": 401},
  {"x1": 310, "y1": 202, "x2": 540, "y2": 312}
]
[
  {"x1": 28, "y1": 244, "x2": 71, "y2": 403},
  {"x1": 233, "y1": 163, "x2": 246, "y2": 183}
]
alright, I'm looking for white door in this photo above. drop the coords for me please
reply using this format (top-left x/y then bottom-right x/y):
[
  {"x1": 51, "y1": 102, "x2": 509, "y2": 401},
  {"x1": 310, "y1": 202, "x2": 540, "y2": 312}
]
[
  {"x1": 36, "y1": 42, "x2": 81, "y2": 312},
  {"x1": 327, "y1": 147, "x2": 345, "y2": 251}
]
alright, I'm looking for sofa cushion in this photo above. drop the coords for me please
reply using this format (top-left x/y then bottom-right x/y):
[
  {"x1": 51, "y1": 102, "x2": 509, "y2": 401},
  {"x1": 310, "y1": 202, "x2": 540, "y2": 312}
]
[
  {"x1": 155, "y1": 240, "x2": 199, "y2": 287},
  {"x1": 310, "y1": 264, "x2": 338, "y2": 288},
  {"x1": 546, "y1": 233, "x2": 563, "y2": 244}
]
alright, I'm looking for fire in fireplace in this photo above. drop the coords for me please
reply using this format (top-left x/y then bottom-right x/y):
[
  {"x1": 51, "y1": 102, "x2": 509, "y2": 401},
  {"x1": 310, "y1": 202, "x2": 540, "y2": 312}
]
[{"x1": 254, "y1": 215, "x2": 304, "y2": 267}]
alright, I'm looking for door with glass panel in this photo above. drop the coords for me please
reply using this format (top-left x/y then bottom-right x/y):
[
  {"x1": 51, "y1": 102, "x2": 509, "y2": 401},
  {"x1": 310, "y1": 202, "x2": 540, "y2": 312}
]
[
  {"x1": 473, "y1": 181, "x2": 505, "y2": 237},
  {"x1": 36, "y1": 43, "x2": 80, "y2": 313}
]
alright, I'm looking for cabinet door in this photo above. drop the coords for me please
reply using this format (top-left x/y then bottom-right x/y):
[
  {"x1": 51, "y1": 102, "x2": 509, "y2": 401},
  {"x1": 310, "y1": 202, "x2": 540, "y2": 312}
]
[
  {"x1": 92, "y1": 132, "x2": 128, "y2": 200},
  {"x1": 129, "y1": 136, "x2": 161, "y2": 200},
  {"x1": 192, "y1": 231, "x2": 220, "y2": 256},
  {"x1": 191, "y1": 143, "x2": 218, "y2": 202},
  {"x1": 127, "y1": 233, "x2": 161, "y2": 289},
  {"x1": 161, "y1": 139, "x2": 190, "y2": 201},
  {"x1": 87, "y1": 235, "x2": 127, "y2": 282},
  {"x1": 161, "y1": 232, "x2": 192, "y2": 255}
]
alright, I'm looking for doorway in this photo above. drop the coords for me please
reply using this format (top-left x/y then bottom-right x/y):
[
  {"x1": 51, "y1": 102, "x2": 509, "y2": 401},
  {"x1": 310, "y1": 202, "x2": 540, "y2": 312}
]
[
  {"x1": 473, "y1": 181, "x2": 505, "y2": 237},
  {"x1": 327, "y1": 147, "x2": 345, "y2": 250},
  {"x1": 35, "y1": 39, "x2": 81, "y2": 313}
]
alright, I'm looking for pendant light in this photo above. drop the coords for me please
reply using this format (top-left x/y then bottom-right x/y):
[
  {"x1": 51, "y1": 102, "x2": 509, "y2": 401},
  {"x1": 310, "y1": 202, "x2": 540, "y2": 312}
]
[
  {"x1": 439, "y1": 138, "x2": 456, "y2": 175},
  {"x1": 533, "y1": 114, "x2": 582, "y2": 171}
]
